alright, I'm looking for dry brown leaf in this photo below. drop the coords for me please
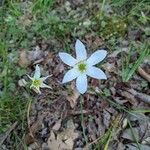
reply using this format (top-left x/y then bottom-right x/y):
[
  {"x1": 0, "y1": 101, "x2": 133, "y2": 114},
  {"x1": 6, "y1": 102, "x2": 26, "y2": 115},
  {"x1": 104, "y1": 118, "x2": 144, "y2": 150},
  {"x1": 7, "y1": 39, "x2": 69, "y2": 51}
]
[
  {"x1": 48, "y1": 131, "x2": 70, "y2": 150},
  {"x1": 103, "y1": 110, "x2": 111, "y2": 128},
  {"x1": 138, "y1": 67, "x2": 150, "y2": 82},
  {"x1": 122, "y1": 128, "x2": 140, "y2": 141},
  {"x1": 53, "y1": 63, "x2": 64, "y2": 76},
  {"x1": 48, "y1": 120, "x2": 79, "y2": 150},
  {"x1": 52, "y1": 119, "x2": 62, "y2": 131},
  {"x1": 67, "y1": 83, "x2": 80, "y2": 108},
  {"x1": 126, "y1": 88, "x2": 150, "y2": 104},
  {"x1": 24, "y1": 119, "x2": 42, "y2": 145},
  {"x1": 28, "y1": 47, "x2": 44, "y2": 63},
  {"x1": 18, "y1": 50, "x2": 31, "y2": 67},
  {"x1": 117, "y1": 90, "x2": 138, "y2": 106},
  {"x1": 87, "y1": 121, "x2": 97, "y2": 141},
  {"x1": 104, "y1": 62, "x2": 116, "y2": 73}
]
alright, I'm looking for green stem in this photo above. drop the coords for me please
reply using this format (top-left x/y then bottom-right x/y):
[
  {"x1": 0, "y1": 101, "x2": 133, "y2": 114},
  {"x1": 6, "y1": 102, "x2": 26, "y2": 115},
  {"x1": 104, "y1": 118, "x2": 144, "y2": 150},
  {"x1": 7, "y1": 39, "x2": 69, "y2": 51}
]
[
  {"x1": 80, "y1": 96, "x2": 88, "y2": 145},
  {"x1": 100, "y1": 0, "x2": 106, "y2": 17}
]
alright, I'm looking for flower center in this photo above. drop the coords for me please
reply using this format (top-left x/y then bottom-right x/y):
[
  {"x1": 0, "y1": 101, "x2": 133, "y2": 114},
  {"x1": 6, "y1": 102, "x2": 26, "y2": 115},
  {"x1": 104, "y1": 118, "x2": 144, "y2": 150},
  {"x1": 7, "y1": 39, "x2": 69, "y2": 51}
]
[
  {"x1": 33, "y1": 79, "x2": 41, "y2": 87},
  {"x1": 78, "y1": 62, "x2": 87, "y2": 73}
]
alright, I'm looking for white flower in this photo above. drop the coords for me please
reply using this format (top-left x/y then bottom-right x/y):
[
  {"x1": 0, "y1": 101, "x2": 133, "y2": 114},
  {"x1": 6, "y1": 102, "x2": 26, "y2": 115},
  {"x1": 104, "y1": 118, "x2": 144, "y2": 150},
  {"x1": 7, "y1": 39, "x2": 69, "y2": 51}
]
[
  {"x1": 59, "y1": 39, "x2": 107, "y2": 94},
  {"x1": 27, "y1": 64, "x2": 52, "y2": 94}
]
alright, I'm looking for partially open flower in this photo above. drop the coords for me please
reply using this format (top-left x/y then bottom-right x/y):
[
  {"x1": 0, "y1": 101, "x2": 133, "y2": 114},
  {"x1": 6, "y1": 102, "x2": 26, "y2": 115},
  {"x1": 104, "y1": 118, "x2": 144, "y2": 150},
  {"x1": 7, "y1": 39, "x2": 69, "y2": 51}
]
[
  {"x1": 59, "y1": 39, "x2": 107, "y2": 94},
  {"x1": 27, "y1": 64, "x2": 52, "y2": 94}
]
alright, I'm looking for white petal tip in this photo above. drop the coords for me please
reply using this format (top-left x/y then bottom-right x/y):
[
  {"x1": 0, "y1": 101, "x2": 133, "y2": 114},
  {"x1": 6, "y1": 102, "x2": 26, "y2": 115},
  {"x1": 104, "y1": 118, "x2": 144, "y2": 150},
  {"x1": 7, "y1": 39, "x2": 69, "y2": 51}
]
[
  {"x1": 62, "y1": 80, "x2": 67, "y2": 84},
  {"x1": 99, "y1": 75, "x2": 107, "y2": 80},
  {"x1": 58, "y1": 52, "x2": 77, "y2": 66},
  {"x1": 76, "y1": 39, "x2": 81, "y2": 43},
  {"x1": 78, "y1": 90, "x2": 86, "y2": 94},
  {"x1": 58, "y1": 52, "x2": 63, "y2": 57}
]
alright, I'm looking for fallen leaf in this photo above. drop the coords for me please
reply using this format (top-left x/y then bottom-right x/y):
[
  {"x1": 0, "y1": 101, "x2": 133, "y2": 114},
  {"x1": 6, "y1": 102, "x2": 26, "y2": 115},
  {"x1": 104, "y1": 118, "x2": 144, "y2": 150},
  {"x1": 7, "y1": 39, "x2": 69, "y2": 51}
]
[
  {"x1": 67, "y1": 83, "x2": 80, "y2": 108},
  {"x1": 18, "y1": 50, "x2": 30, "y2": 67},
  {"x1": 53, "y1": 63, "x2": 64, "y2": 77},
  {"x1": 28, "y1": 47, "x2": 44, "y2": 63},
  {"x1": 102, "y1": 110, "x2": 111, "y2": 128},
  {"x1": 52, "y1": 119, "x2": 62, "y2": 131},
  {"x1": 47, "y1": 120, "x2": 79, "y2": 150},
  {"x1": 125, "y1": 143, "x2": 150, "y2": 150},
  {"x1": 122, "y1": 128, "x2": 139, "y2": 142}
]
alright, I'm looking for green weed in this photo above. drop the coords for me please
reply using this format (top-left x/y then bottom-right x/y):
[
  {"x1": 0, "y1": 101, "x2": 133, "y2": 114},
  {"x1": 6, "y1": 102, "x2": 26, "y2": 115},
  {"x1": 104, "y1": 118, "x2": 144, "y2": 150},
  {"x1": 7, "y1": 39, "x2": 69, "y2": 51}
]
[
  {"x1": 0, "y1": 41, "x2": 28, "y2": 148},
  {"x1": 32, "y1": 0, "x2": 54, "y2": 15},
  {"x1": 95, "y1": 115, "x2": 121, "y2": 150},
  {"x1": 121, "y1": 43, "x2": 149, "y2": 82}
]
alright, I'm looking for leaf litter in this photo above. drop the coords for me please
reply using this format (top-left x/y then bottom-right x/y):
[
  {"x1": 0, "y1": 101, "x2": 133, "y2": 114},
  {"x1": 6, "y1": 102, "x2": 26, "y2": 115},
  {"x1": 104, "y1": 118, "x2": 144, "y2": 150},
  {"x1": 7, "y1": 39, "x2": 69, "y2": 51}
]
[
  {"x1": 1, "y1": 0, "x2": 150, "y2": 150},
  {"x1": 22, "y1": 43, "x2": 149, "y2": 149}
]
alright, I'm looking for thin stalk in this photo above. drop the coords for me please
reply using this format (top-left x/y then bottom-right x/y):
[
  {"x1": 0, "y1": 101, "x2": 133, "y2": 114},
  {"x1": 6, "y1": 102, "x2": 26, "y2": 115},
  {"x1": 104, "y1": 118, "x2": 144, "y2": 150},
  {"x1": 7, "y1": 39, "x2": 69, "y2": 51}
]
[
  {"x1": 80, "y1": 96, "x2": 88, "y2": 145},
  {"x1": 100, "y1": 0, "x2": 106, "y2": 15}
]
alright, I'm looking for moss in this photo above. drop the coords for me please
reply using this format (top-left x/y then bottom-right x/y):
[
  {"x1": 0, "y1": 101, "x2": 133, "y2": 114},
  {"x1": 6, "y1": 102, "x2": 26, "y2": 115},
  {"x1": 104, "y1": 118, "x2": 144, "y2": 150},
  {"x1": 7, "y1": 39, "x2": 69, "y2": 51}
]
[{"x1": 97, "y1": 14, "x2": 127, "y2": 39}]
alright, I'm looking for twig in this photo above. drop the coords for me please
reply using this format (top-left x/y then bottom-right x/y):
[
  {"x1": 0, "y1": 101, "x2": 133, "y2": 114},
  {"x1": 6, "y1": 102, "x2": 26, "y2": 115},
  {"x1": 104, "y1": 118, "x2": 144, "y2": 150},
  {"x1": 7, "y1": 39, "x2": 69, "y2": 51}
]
[
  {"x1": 127, "y1": 88, "x2": 150, "y2": 104},
  {"x1": 69, "y1": 110, "x2": 92, "y2": 115},
  {"x1": 0, "y1": 121, "x2": 18, "y2": 145},
  {"x1": 117, "y1": 90, "x2": 138, "y2": 105},
  {"x1": 138, "y1": 67, "x2": 150, "y2": 83}
]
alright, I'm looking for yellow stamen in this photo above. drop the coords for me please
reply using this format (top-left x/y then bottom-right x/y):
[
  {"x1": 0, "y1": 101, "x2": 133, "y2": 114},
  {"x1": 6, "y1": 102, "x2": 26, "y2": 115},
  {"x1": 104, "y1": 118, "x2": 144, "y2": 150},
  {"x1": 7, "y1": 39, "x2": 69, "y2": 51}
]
[
  {"x1": 78, "y1": 63, "x2": 87, "y2": 73},
  {"x1": 33, "y1": 79, "x2": 41, "y2": 87}
]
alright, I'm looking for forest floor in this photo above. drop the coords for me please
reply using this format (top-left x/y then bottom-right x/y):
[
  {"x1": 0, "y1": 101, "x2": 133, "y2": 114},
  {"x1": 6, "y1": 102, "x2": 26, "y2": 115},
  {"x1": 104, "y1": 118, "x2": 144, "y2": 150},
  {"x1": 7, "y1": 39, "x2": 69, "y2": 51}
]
[{"x1": 0, "y1": 0, "x2": 150, "y2": 150}]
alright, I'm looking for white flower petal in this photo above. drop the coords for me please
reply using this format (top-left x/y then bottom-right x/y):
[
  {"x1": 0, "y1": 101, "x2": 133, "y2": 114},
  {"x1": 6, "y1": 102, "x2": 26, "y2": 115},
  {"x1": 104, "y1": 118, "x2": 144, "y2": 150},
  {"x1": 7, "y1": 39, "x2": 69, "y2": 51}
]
[
  {"x1": 62, "y1": 68, "x2": 80, "y2": 83},
  {"x1": 59, "y1": 52, "x2": 77, "y2": 66},
  {"x1": 34, "y1": 64, "x2": 41, "y2": 79},
  {"x1": 76, "y1": 74, "x2": 87, "y2": 94},
  {"x1": 40, "y1": 75, "x2": 52, "y2": 81},
  {"x1": 87, "y1": 66, "x2": 107, "y2": 79},
  {"x1": 87, "y1": 50, "x2": 107, "y2": 66},
  {"x1": 41, "y1": 83, "x2": 52, "y2": 89},
  {"x1": 75, "y1": 39, "x2": 87, "y2": 61}
]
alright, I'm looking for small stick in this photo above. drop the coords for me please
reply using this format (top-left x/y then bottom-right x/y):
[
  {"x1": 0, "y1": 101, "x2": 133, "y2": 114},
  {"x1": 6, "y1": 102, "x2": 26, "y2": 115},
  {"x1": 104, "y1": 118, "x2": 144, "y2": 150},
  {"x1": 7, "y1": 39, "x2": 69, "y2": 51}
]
[
  {"x1": 138, "y1": 67, "x2": 150, "y2": 82},
  {"x1": 69, "y1": 110, "x2": 92, "y2": 115},
  {"x1": 127, "y1": 88, "x2": 150, "y2": 104}
]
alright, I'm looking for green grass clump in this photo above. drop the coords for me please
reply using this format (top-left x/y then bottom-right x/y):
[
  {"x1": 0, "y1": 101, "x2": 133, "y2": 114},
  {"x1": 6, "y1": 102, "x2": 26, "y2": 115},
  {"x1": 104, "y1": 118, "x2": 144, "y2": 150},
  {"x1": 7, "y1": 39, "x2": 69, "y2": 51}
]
[
  {"x1": 0, "y1": 41, "x2": 28, "y2": 148},
  {"x1": 32, "y1": 0, "x2": 54, "y2": 15},
  {"x1": 121, "y1": 43, "x2": 149, "y2": 82}
]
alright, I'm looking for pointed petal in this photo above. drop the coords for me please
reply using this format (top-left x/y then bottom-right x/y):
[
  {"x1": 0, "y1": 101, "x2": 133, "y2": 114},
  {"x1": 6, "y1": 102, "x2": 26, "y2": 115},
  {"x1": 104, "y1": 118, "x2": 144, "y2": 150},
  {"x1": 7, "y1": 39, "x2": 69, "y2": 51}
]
[
  {"x1": 34, "y1": 64, "x2": 41, "y2": 79},
  {"x1": 75, "y1": 39, "x2": 87, "y2": 61},
  {"x1": 40, "y1": 75, "x2": 52, "y2": 81},
  {"x1": 35, "y1": 87, "x2": 41, "y2": 94},
  {"x1": 87, "y1": 66, "x2": 107, "y2": 79},
  {"x1": 27, "y1": 74, "x2": 33, "y2": 80},
  {"x1": 62, "y1": 68, "x2": 80, "y2": 83},
  {"x1": 76, "y1": 74, "x2": 87, "y2": 94},
  {"x1": 41, "y1": 83, "x2": 52, "y2": 89},
  {"x1": 59, "y1": 52, "x2": 77, "y2": 66},
  {"x1": 87, "y1": 50, "x2": 107, "y2": 66}
]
